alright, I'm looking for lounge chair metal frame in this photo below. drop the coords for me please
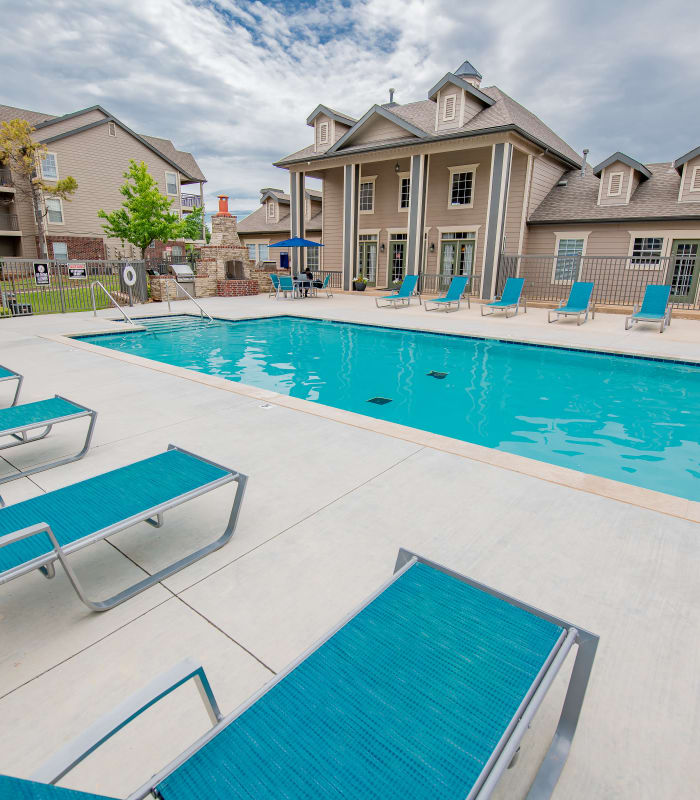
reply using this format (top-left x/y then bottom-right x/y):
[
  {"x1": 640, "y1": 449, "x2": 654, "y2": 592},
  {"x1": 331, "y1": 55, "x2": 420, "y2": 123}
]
[
  {"x1": 0, "y1": 365, "x2": 23, "y2": 407},
  {"x1": 480, "y1": 296, "x2": 526, "y2": 317},
  {"x1": 547, "y1": 283, "x2": 596, "y2": 326},
  {"x1": 424, "y1": 276, "x2": 471, "y2": 313},
  {"x1": 0, "y1": 444, "x2": 248, "y2": 612},
  {"x1": 375, "y1": 275, "x2": 421, "y2": 308},
  {"x1": 312, "y1": 274, "x2": 333, "y2": 298},
  {"x1": 0, "y1": 395, "x2": 97, "y2": 491},
  {"x1": 624, "y1": 287, "x2": 672, "y2": 333},
  {"x1": 275, "y1": 276, "x2": 297, "y2": 300},
  {"x1": 28, "y1": 549, "x2": 598, "y2": 799}
]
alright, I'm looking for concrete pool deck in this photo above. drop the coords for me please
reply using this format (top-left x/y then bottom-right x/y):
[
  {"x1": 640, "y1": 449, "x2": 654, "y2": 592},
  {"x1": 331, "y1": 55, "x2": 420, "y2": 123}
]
[{"x1": 0, "y1": 293, "x2": 698, "y2": 799}]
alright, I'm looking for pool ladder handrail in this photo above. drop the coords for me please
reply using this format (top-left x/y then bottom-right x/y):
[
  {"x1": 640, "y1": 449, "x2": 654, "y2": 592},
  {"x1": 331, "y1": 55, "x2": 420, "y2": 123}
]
[
  {"x1": 164, "y1": 279, "x2": 214, "y2": 322},
  {"x1": 90, "y1": 281, "x2": 135, "y2": 325}
]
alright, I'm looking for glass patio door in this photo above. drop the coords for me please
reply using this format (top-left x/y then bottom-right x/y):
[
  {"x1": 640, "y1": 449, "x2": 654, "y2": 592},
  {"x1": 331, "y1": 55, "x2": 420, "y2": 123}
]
[
  {"x1": 389, "y1": 235, "x2": 407, "y2": 284},
  {"x1": 668, "y1": 240, "x2": 699, "y2": 304},
  {"x1": 358, "y1": 235, "x2": 377, "y2": 283},
  {"x1": 440, "y1": 234, "x2": 475, "y2": 283}
]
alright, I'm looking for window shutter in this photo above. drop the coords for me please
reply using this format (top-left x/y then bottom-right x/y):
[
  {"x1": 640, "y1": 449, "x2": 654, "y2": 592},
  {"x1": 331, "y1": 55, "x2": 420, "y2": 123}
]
[
  {"x1": 443, "y1": 95, "x2": 456, "y2": 121},
  {"x1": 608, "y1": 173, "x2": 622, "y2": 196}
]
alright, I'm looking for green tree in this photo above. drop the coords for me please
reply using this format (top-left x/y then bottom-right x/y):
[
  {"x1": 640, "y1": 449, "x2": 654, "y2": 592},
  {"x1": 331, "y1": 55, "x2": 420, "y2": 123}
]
[
  {"x1": 0, "y1": 118, "x2": 78, "y2": 258},
  {"x1": 98, "y1": 160, "x2": 184, "y2": 258},
  {"x1": 180, "y1": 205, "x2": 205, "y2": 242}
]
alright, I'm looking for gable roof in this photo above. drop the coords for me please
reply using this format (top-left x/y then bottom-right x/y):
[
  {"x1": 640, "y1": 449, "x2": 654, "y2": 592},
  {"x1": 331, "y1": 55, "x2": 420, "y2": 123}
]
[
  {"x1": 260, "y1": 187, "x2": 322, "y2": 204},
  {"x1": 0, "y1": 104, "x2": 56, "y2": 127},
  {"x1": 328, "y1": 104, "x2": 429, "y2": 153},
  {"x1": 277, "y1": 85, "x2": 581, "y2": 169},
  {"x1": 237, "y1": 204, "x2": 322, "y2": 234},
  {"x1": 306, "y1": 104, "x2": 357, "y2": 128},
  {"x1": 427, "y1": 73, "x2": 495, "y2": 106},
  {"x1": 592, "y1": 151, "x2": 652, "y2": 180},
  {"x1": 673, "y1": 145, "x2": 700, "y2": 174},
  {"x1": 530, "y1": 162, "x2": 700, "y2": 223}
]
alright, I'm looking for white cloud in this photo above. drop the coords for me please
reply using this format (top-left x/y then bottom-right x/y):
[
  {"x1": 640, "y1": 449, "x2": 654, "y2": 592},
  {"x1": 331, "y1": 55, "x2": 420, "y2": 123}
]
[{"x1": 2, "y1": 0, "x2": 698, "y2": 216}]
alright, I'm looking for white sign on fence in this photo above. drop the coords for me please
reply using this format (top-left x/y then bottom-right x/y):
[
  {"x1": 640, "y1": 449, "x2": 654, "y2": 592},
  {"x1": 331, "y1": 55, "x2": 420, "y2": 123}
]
[
  {"x1": 68, "y1": 264, "x2": 87, "y2": 280},
  {"x1": 33, "y1": 262, "x2": 50, "y2": 285}
]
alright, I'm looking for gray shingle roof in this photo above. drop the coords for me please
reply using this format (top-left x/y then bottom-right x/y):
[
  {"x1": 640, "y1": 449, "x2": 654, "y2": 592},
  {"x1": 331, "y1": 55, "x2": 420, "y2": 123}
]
[
  {"x1": 529, "y1": 162, "x2": 700, "y2": 223},
  {"x1": 237, "y1": 205, "x2": 322, "y2": 234},
  {"x1": 140, "y1": 134, "x2": 206, "y2": 182},
  {"x1": 0, "y1": 104, "x2": 56, "y2": 126}
]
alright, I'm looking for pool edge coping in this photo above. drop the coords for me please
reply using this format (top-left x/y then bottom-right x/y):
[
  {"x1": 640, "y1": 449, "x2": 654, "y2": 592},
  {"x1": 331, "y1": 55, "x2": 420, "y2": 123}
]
[{"x1": 43, "y1": 324, "x2": 700, "y2": 524}]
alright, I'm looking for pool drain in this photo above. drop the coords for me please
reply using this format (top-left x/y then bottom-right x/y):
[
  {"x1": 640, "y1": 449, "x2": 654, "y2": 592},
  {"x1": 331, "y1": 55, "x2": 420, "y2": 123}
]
[
  {"x1": 427, "y1": 371, "x2": 448, "y2": 379},
  {"x1": 368, "y1": 397, "x2": 392, "y2": 405}
]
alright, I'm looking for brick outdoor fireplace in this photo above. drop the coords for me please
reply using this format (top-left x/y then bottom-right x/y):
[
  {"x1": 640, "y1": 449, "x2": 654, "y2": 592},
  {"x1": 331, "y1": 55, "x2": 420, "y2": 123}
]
[{"x1": 193, "y1": 196, "x2": 259, "y2": 298}]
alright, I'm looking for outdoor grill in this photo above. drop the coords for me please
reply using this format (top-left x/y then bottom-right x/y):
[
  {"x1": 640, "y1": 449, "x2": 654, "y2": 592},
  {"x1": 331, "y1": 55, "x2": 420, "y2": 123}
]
[{"x1": 170, "y1": 263, "x2": 196, "y2": 296}]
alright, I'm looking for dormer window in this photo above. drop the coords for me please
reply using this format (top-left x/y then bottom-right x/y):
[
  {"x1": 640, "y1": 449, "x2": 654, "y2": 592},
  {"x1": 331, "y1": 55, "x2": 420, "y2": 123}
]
[
  {"x1": 608, "y1": 171, "x2": 623, "y2": 197},
  {"x1": 318, "y1": 122, "x2": 329, "y2": 144},
  {"x1": 443, "y1": 94, "x2": 457, "y2": 122}
]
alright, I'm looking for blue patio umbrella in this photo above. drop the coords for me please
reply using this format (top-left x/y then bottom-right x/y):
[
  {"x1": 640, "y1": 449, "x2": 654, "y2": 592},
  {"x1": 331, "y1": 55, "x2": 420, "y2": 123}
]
[{"x1": 270, "y1": 237, "x2": 323, "y2": 274}]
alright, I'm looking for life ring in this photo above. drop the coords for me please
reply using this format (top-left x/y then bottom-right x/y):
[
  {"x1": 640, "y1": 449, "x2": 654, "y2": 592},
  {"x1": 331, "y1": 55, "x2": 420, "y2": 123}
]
[{"x1": 122, "y1": 264, "x2": 137, "y2": 286}]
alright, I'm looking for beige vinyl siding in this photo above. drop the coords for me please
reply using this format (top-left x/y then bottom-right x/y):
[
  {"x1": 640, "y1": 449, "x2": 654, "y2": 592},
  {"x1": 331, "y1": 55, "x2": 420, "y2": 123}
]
[
  {"x1": 355, "y1": 158, "x2": 411, "y2": 286},
  {"x1": 678, "y1": 155, "x2": 700, "y2": 202},
  {"x1": 502, "y1": 149, "x2": 528, "y2": 255},
  {"x1": 349, "y1": 116, "x2": 417, "y2": 147},
  {"x1": 321, "y1": 167, "x2": 343, "y2": 269},
  {"x1": 41, "y1": 124, "x2": 186, "y2": 256},
  {"x1": 422, "y1": 147, "x2": 492, "y2": 276},
  {"x1": 315, "y1": 114, "x2": 333, "y2": 152},
  {"x1": 598, "y1": 162, "x2": 633, "y2": 206},
  {"x1": 460, "y1": 92, "x2": 486, "y2": 125},
  {"x1": 527, "y1": 154, "x2": 565, "y2": 215},
  {"x1": 12, "y1": 173, "x2": 40, "y2": 257},
  {"x1": 332, "y1": 122, "x2": 351, "y2": 144},
  {"x1": 35, "y1": 109, "x2": 109, "y2": 140}
]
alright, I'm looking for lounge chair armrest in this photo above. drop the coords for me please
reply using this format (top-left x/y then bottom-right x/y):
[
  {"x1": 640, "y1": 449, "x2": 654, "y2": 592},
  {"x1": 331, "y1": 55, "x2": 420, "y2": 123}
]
[
  {"x1": 0, "y1": 522, "x2": 57, "y2": 550},
  {"x1": 30, "y1": 658, "x2": 222, "y2": 785}
]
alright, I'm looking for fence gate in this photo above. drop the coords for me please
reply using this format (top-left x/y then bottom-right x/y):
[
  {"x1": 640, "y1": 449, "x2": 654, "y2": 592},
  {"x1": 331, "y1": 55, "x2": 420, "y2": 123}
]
[{"x1": 0, "y1": 259, "x2": 148, "y2": 317}]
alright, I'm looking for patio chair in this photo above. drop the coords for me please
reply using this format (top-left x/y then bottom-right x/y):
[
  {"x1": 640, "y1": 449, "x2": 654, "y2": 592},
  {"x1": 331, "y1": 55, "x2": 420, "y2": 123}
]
[
  {"x1": 0, "y1": 396, "x2": 97, "y2": 489},
  {"x1": 15, "y1": 550, "x2": 598, "y2": 800},
  {"x1": 312, "y1": 274, "x2": 333, "y2": 298},
  {"x1": 268, "y1": 273, "x2": 280, "y2": 298},
  {"x1": 275, "y1": 275, "x2": 296, "y2": 300},
  {"x1": 424, "y1": 275, "x2": 470, "y2": 312},
  {"x1": 481, "y1": 277, "x2": 526, "y2": 317},
  {"x1": 548, "y1": 282, "x2": 595, "y2": 325},
  {"x1": 0, "y1": 364, "x2": 22, "y2": 407},
  {"x1": 376, "y1": 274, "x2": 421, "y2": 308},
  {"x1": 0, "y1": 445, "x2": 247, "y2": 611},
  {"x1": 625, "y1": 284, "x2": 672, "y2": 333}
]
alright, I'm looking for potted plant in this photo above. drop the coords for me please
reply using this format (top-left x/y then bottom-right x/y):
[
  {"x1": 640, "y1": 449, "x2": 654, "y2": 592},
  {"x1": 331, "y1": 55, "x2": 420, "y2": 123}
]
[{"x1": 353, "y1": 272, "x2": 368, "y2": 292}]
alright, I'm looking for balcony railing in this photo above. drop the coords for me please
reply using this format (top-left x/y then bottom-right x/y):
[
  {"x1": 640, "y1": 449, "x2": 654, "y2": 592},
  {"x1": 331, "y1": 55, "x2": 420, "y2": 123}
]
[
  {"x1": 498, "y1": 254, "x2": 699, "y2": 310},
  {"x1": 181, "y1": 193, "x2": 199, "y2": 208},
  {"x1": 0, "y1": 169, "x2": 13, "y2": 188},
  {"x1": 0, "y1": 213, "x2": 19, "y2": 231}
]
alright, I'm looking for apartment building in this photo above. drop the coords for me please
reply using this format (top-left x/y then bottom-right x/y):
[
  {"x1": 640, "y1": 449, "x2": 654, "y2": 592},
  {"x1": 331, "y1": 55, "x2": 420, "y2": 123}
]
[
  {"x1": 0, "y1": 104, "x2": 206, "y2": 260},
  {"x1": 274, "y1": 60, "x2": 700, "y2": 305},
  {"x1": 237, "y1": 186, "x2": 322, "y2": 271}
]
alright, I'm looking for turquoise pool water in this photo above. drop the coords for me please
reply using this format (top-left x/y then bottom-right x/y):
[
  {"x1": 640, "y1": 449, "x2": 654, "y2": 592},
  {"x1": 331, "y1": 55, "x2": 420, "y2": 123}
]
[{"x1": 78, "y1": 315, "x2": 700, "y2": 501}]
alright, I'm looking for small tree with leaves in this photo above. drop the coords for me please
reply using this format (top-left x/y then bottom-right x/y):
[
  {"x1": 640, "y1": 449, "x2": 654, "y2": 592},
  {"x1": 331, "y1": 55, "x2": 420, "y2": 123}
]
[
  {"x1": 180, "y1": 205, "x2": 206, "y2": 243},
  {"x1": 98, "y1": 160, "x2": 185, "y2": 258},
  {"x1": 0, "y1": 119, "x2": 78, "y2": 258}
]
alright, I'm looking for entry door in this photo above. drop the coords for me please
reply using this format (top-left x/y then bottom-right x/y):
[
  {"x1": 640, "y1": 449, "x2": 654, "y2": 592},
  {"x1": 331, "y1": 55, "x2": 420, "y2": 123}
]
[
  {"x1": 668, "y1": 240, "x2": 700, "y2": 304},
  {"x1": 358, "y1": 240, "x2": 377, "y2": 282},
  {"x1": 279, "y1": 252, "x2": 289, "y2": 270},
  {"x1": 389, "y1": 241, "x2": 405, "y2": 284}
]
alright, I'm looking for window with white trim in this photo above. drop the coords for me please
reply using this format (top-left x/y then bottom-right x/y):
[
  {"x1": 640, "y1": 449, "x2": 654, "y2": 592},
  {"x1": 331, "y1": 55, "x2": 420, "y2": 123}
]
[
  {"x1": 359, "y1": 180, "x2": 374, "y2": 212},
  {"x1": 449, "y1": 168, "x2": 475, "y2": 207},
  {"x1": 108, "y1": 121, "x2": 117, "y2": 137},
  {"x1": 398, "y1": 174, "x2": 410, "y2": 210},
  {"x1": 318, "y1": 121, "x2": 329, "y2": 144},
  {"x1": 691, "y1": 166, "x2": 700, "y2": 192},
  {"x1": 165, "y1": 171, "x2": 178, "y2": 195},
  {"x1": 443, "y1": 94, "x2": 456, "y2": 121},
  {"x1": 631, "y1": 237, "x2": 663, "y2": 266},
  {"x1": 41, "y1": 153, "x2": 58, "y2": 180},
  {"x1": 608, "y1": 171, "x2": 623, "y2": 196},
  {"x1": 306, "y1": 247, "x2": 320, "y2": 270},
  {"x1": 45, "y1": 197, "x2": 63, "y2": 223},
  {"x1": 554, "y1": 238, "x2": 584, "y2": 282},
  {"x1": 52, "y1": 241, "x2": 68, "y2": 261},
  {"x1": 440, "y1": 232, "x2": 475, "y2": 277},
  {"x1": 259, "y1": 243, "x2": 269, "y2": 261}
]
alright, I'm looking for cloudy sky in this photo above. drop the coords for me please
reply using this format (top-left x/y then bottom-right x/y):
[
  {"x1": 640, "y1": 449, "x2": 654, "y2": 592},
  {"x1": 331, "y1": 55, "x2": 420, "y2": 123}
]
[{"x1": 2, "y1": 0, "x2": 699, "y2": 218}]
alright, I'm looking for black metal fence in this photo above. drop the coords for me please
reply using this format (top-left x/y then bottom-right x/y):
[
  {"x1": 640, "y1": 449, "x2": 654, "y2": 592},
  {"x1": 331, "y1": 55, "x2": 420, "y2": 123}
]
[
  {"x1": 310, "y1": 269, "x2": 342, "y2": 289},
  {"x1": 0, "y1": 168, "x2": 13, "y2": 188},
  {"x1": 0, "y1": 259, "x2": 148, "y2": 317},
  {"x1": 417, "y1": 272, "x2": 482, "y2": 297},
  {"x1": 497, "y1": 254, "x2": 700, "y2": 310},
  {"x1": 0, "y1": 213, "x2": 19, "y2": 231}
]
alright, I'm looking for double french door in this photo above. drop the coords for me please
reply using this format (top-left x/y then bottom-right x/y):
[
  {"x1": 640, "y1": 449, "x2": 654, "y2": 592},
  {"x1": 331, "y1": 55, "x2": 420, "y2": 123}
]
[{"x1": 668, "y1": 240, "x2": 699, "y2": 304}]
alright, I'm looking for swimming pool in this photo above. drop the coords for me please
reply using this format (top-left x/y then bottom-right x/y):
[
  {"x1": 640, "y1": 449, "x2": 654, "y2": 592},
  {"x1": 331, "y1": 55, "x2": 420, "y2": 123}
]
[{"x1": 78, "y1": 315, "x2": 700, "y2": 502}]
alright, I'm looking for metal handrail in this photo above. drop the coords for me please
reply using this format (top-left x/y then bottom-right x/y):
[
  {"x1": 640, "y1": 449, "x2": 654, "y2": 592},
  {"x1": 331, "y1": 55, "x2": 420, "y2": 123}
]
[
  {"x1": 164, "y1": 278, "x2": 213, "y2": 321},
  {"x1": 90, "y1": 281, "x2": 135, "y2": 325}
]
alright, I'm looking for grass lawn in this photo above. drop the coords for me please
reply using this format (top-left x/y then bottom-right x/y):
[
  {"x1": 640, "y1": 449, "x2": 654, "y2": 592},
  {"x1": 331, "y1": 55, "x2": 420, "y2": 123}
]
[{"x1": 1, "y1": 276, "x2": 128, "y2": 315}]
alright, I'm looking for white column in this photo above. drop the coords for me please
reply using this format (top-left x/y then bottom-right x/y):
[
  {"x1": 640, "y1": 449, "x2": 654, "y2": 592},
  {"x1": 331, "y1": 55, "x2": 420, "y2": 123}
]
[
  {"x1": 481, "y1": 142, "x2": 513, "y2": 299},
  {"x1": 406, "y1": 153, "x2": 429, "y2": 276},
  {"x1": 342, "y1": 163, "x2": 358, "y2": 291}
]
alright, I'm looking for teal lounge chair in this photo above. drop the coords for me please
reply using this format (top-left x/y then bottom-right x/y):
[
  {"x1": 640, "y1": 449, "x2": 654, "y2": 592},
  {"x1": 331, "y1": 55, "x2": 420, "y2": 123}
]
[
  {"x1": 481, "y1": 277, "x2": 526, "y2": 317},
  {"x1": 376, "y1": 274, "x2": 421, "y2": 308},
  {"x1": 424, "y1": 275, "x2": 470, "y2": 312},
  {"x1": 0, "y1": 364, "x2": 22, "y2": 407},
  {"x1": 312, "y1": 273, "x2": 333, "y2": 298},
  {"x1": 0, "y1": 396, "x2": 97, "y2": 489},
  {"x1": 0, "y1": 445, "x2": 247, "y2": 611},
  {"x1": 275, "y1": 275, "x2": 296, "y2": 299},
  {"x1": 11, "y1": 550, "x2": 598, "y2": 800},
  {"x1": 625, "y1": 284, "x2": 672, "y2": 333},
  {"x1": 268, "y1": 273, "x2": 280, "y2": 298},
  {"x1": 548, "y1": 282, "x2": 595, "y2": 325}
]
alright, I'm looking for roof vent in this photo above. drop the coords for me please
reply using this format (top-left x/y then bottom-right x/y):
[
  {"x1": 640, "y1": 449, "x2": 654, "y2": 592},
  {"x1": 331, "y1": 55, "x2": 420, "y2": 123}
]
[
  {"x1": 389, "y1": 88, "x2": 395, "y2": 104},
  {"x1": 557, "y1": 179, "x2": 568, "y2": 187}
]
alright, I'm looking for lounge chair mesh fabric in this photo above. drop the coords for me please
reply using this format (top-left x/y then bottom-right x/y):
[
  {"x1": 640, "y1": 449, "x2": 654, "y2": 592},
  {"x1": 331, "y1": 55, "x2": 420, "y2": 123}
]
[
  {"x1": 561, "y1": 282, "x2": 593, "y2": 311},
  {"x1": 490, "y1": 278, "x2": 523, "y2": 306},
  {"x1": 636, "y1": 285, "x2": 670, "y2": 317},
  {"x1": 0, "y1": 774, "x2": 116, "y2": 800},
  {"x1": 0, "y1": 397, "x2": 86, "y2": 433},
  {"x1": 0, "y1": 366, "x2": 17, "y2": 379},
  {"x1": 0, "y1": 450, "x2": 229, "y2": 574},
  {"x1": 157, "y1": 562, "x2": 563, "y2": 800},
  {"x1": 431, "y1": 276, "x2": 468, "y2": 304}
]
